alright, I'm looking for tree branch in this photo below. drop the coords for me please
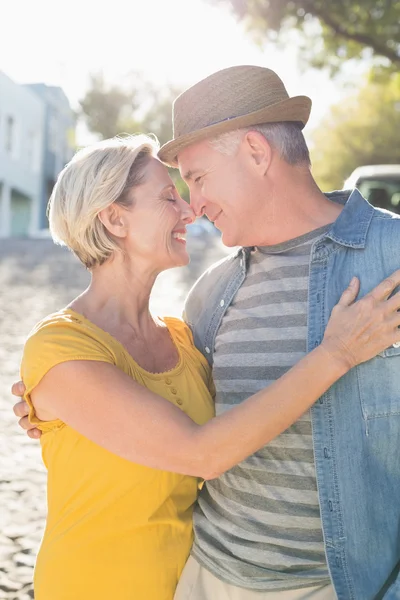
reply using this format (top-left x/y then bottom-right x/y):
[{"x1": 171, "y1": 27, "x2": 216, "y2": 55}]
[{"x1": 307, "y1": 3, "x2": 400, "y2": 64}]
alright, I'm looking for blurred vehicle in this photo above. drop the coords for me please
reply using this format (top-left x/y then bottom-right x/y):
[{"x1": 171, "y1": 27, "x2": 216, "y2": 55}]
[{"x1": 343, "y1": 165, "x2": 400, "y2": 213}]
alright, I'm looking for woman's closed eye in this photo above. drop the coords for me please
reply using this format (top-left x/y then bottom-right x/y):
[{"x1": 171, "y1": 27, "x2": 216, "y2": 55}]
[{"x1": 162, "y1": 189, "x2": 179, "y2": 203}]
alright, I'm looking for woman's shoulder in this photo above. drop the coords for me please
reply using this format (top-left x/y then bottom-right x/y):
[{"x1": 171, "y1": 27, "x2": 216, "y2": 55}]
[
  {"x1": 161, "y1": 316, "x2": 212, "y2": 375},
  {"x1": 27, "y1": 308, "x2": 84, "y2": 335},
  {"x1": 161, "y1": 316, "x2": 195, "y2": 347},
  {"x1": 28, "y1": 309, "x2": 110, "y2": 341},
  {"x1": 23, "y1": 308, "x2": 117, "y2": 364}
]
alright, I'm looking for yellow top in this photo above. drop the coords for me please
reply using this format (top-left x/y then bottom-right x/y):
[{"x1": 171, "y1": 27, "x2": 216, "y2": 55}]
[{"x1": 21, "y1": 309, "x2": 215, "y2": 600}]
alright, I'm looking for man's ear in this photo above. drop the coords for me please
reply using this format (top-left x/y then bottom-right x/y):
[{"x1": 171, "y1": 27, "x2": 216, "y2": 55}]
[
  {"x1": 242, "y1": 130, "x2": 273, "y2": 175},
  {"x1": 98, "y1": 203, "x2": 128, "y2": 239}
]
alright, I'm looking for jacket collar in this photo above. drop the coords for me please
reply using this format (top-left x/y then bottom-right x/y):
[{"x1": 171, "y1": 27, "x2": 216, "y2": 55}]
[
  {"x1": 324, "y1": 188, "x2": 374, "y2": 249},
  {"x1": 240, "y1": 188, "x2": 374, "y2": 258}
]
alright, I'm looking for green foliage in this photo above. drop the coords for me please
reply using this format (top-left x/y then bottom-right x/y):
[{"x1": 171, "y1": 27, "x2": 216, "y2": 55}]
[
  {"x1": 79, "y1": 73, "x2": 142, "y2": 140},
  {"x1": 311, "y1": 73, "x2": 400, "y2": 190},
  {"x1": 140, "y1": 85, "x2": 182, "y2": 146},
  {"x1": 79, "y1": 73, "x2": 181, "y2": 145},
  {"x1": 211, "y1": 0, "x2": 400, "y2": 72},
  {"x1": 79, "y1": 74, "x2": 188, "y2": 199}
]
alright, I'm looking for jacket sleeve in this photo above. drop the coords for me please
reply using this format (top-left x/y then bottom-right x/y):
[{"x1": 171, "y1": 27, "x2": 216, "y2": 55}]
[{"x1": 183, "y1": 250, "x2": 241, "y2": 361}]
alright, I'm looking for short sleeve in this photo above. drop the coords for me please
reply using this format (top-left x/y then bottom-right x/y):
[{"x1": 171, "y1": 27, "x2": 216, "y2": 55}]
[{"x1": 21, "y1": 314, "x2": 116, "y2": 432}]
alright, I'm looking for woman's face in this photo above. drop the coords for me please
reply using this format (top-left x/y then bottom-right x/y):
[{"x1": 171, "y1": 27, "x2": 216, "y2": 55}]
[{"x1": 120, "y1": 157, "x2": 194, "y2": 272}]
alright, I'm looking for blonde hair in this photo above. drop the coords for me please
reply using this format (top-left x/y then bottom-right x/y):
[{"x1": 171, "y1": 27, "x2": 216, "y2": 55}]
[{"x1": 48, "y1": 134, "x2": 159, "y2": 268}]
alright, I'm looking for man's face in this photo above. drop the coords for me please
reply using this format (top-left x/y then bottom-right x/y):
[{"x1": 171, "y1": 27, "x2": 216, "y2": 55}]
[{"x1": 178, "y1": 138, "x2": 264, "y2": 247}]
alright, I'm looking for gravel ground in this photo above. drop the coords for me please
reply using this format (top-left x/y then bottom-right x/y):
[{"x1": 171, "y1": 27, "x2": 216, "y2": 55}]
[{"x1": 0, "y1": 237, "x2": 229, "y2": 599}]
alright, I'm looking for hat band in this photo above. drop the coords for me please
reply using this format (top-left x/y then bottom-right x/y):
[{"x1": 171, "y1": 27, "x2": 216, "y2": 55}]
[{"x1": 208, "y1": 115, "x2": 238, "y2": 127}]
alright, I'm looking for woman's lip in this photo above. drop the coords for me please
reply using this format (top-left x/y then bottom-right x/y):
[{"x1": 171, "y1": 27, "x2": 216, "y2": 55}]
[{"x1": 172, "y1": 231, "x2": 187, "y2": 245}]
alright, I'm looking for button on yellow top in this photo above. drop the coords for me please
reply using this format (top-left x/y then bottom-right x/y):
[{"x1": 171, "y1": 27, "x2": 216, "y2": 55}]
[
  {"x1": 171, "y1": 387, "x2": 177, "y2": 395},
  {"x1": 165, "y1": 377, "x2": 172, "y2": 385}
]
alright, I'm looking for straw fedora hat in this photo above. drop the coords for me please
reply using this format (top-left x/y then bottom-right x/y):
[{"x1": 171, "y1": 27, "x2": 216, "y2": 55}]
[{"x1": 158, "y1": 65, "x2": 312, "y2": 167}]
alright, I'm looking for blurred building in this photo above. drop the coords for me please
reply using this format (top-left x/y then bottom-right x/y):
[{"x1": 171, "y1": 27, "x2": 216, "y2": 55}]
[
  {"x1": 0, "y1": 71, "x2": 75, "y2": 238},
  {"x1": 0, "y1": 72, "x2": 44, "y2": 237},
  {"x1": 25, "y1": 83, "x2": 75, "y2": 230}
]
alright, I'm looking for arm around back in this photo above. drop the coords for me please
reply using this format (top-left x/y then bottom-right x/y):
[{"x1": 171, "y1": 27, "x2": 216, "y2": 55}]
[{"x1": 22, "y1": 276, "x2": 400, "y2": 480}]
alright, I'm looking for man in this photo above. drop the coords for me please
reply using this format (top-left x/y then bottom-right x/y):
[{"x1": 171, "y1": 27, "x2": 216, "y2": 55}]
[{"x1": 14, "y1": 66, "x2": 400, "y2": 599}]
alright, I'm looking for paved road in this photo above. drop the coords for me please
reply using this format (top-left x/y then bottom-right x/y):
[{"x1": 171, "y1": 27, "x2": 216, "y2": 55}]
[{"x1": 0, "y1": 237, "x2": 230, "y2": 599}]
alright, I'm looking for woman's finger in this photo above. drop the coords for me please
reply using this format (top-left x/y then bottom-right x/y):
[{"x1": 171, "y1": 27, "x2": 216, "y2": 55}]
[
  {"x1": 366, "y1": 270, "x2": 400, "y2": 302},
  {"x1": 385, "y1": 290, "x2": 400, "y2": 313},
  {"x1": 389, "y1": 312, "x2": 400, "y2": 330},
  {"x1": 336, "y1": 277, "x2": 360, "y2": 307}
]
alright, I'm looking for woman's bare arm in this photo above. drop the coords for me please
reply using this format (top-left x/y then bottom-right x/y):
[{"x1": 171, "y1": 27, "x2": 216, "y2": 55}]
[{"x1": 20, "y1": 272, "x2": 400, "y2": 478}]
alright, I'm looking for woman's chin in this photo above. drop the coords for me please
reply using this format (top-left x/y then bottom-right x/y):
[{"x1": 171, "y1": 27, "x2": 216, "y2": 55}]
[
  {"x1": 159, "y1": 249, "x2": 190, "y2": 271},
  {"x1": 173, "y1": 252, "x2": 190, "y2": 268}
]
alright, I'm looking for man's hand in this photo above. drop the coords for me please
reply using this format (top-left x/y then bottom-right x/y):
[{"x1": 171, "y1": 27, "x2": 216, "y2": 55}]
[{"x1": 12, "y1": 381, "x2": 41, "y2": 439}]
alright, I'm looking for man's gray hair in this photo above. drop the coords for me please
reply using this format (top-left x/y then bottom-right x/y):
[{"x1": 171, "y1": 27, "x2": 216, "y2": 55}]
[{"x1": 210, "y1": 122, "x2": 310, "y2": 166}]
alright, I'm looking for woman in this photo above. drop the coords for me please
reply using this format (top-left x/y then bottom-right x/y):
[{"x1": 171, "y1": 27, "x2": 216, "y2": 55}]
[{"x1": 13, "y1": 135, "x2": 400, "y2": 600}]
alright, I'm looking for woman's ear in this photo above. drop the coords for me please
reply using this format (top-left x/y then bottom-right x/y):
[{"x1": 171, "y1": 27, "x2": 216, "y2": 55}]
[{"x1": 98, "y1": 203, "x2": 127, "y2": 239}]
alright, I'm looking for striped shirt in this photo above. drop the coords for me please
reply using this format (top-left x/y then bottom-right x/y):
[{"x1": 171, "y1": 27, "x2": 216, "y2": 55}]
[{"x1": 192, "y1": 226, "x2": 331, "y2": 592}]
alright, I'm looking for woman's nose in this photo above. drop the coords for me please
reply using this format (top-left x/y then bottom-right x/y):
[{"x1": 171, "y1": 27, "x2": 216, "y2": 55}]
[{"x1": 180, "y1": 200, "x2": 195, "y2": 224}]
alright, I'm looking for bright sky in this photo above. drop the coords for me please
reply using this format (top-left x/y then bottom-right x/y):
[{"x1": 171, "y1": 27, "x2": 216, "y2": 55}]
[{"x1": 2, "y1": 0, "x2": 367, "y2": 144}]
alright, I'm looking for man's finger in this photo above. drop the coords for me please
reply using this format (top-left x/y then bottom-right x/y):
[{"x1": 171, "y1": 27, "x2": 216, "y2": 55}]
[
  {"x1": 13, "y1": 401, "x2": 29, "y2": 418},
  {"x1": 27, "y1": 428, "x2": 42, "y2": 439},
  {"x1": 11, "y1": 381, "x2": 26, "y2": 397},
  {"x1": 18, "y1": 416, "x2": 33, "y2": 431}
]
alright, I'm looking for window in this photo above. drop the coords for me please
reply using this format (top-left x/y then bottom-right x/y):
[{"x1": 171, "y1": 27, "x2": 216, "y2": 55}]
[
  {"x1": 357, "y1": 176, "x2": 400, "y2": 213},
  {"x1": 5, "y1": 115, "x2": 15, "y2": 154},
  {"x1": 27, "y1": 131, "x2": 40, "y2": 172},
  {"x1": 48, "y1": 114, "x2": 58, "y2": 154}
]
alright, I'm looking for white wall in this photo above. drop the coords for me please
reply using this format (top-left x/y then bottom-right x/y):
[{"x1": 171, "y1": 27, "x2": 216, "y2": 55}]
[{"x1": 0, "y1": 71, "x2": 45, "y2": 237}]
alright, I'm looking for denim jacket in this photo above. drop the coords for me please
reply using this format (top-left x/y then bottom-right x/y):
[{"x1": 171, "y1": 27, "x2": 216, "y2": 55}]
[{"x1": 183, "y1": 190, "x2": 400, "y2": 600}]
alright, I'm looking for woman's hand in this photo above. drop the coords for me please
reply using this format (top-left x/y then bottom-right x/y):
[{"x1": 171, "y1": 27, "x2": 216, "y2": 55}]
[
  {"x1": 321, "y1": 272, "x2": 400, "y2": 371},
  {"x1": 12, "y1": 381, "x2": 42, "y2": 439},
  {"x1": 10, "y1": 270, "x2": 400, "y2": 467}
]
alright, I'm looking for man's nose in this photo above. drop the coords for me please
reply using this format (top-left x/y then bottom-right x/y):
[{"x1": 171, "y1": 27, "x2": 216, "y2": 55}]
[{"x1": 189, "y1": 190, "x2": 206, "y2": 218}]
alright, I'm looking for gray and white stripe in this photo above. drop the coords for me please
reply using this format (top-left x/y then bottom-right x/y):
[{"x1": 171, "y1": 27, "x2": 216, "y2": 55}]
[{"x1": 193, "y1": 226, "x2": 331, "y2": 592}]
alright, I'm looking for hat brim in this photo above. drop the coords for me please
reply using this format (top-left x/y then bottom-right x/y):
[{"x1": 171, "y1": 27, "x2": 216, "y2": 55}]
[{"x1": 158, "y1": 95, "x2": 311, "y2": 168}]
